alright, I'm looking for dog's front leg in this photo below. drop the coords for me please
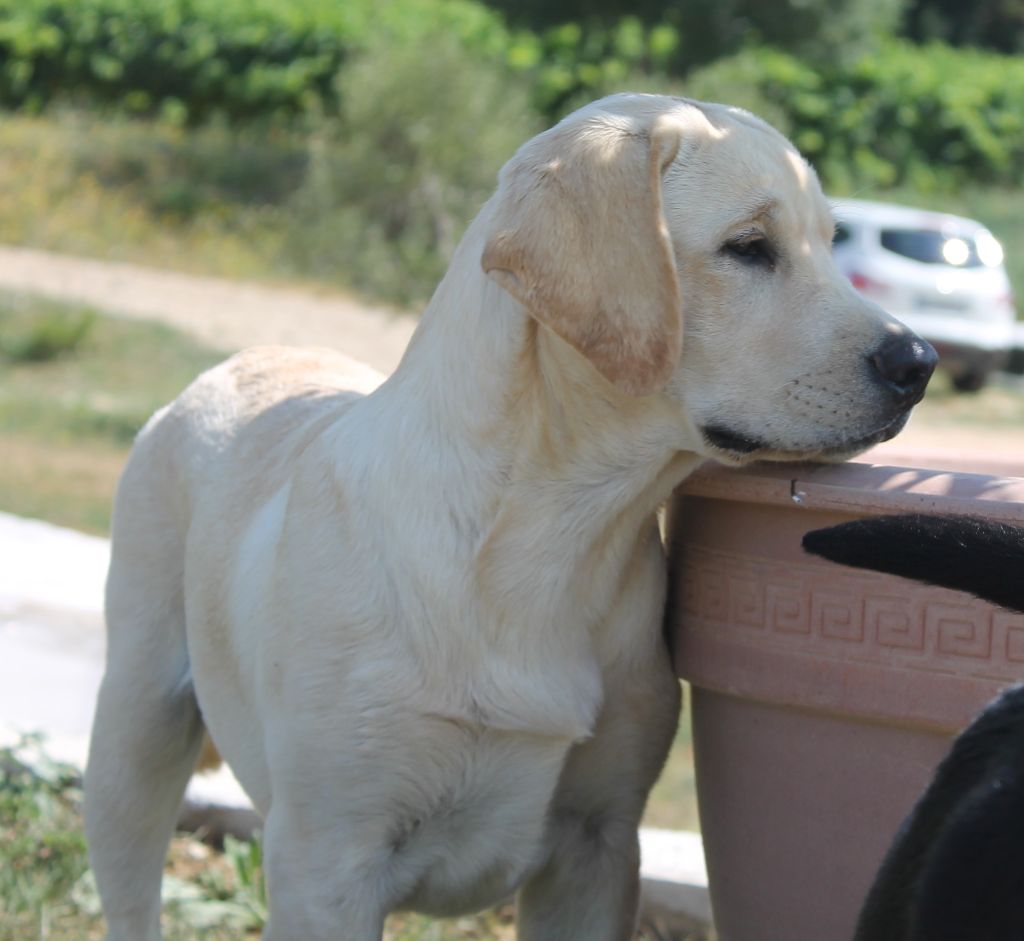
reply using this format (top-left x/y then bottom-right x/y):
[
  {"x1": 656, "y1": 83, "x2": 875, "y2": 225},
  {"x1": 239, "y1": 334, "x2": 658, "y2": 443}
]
[
  {"x1": 260, "y1": 805, "x2": 388, "y2": 941},
  {"x1": 516, "y1": 809, "x2": 644, "y2": 941},
  {"x1": 516, "y1": 644, "x2": 681, "y2": 941}
]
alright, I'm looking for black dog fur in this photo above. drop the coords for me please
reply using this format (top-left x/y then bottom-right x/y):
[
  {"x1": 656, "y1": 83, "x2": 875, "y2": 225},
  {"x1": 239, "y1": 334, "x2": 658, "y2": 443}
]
[
  {"x1": 802, "y1": 514, "x2": 1023, "y2": 613},
  {"x1": 803, "y1": 514, "x2": 1024, "y2": 941}
]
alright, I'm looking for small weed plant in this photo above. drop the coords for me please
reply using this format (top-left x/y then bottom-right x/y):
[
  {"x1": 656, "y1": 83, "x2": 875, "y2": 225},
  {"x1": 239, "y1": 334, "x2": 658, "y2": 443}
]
[
  {"x1": 0, "y1": 735, "x2": 90, "y2": 936},
  {"x1": 0, "y1": 302, "x2": 96, "y2": 362}
]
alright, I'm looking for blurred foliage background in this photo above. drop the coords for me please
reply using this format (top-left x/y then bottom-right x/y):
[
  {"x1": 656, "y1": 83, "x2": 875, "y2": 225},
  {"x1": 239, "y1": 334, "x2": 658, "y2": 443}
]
[{"x1": 0, "y1": 0, "x2": 1021, "y2": 305}]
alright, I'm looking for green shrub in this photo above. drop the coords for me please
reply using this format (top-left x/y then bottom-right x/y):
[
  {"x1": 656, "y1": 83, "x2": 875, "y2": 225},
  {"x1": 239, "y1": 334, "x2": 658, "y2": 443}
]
[
  {"x1": 684, "y1": 40, "x2": 1024, "y2": 191},
  {"x1": 64, "y1": 113, "x2": 307, "y2": 219},
  {"x1": 904, "y1": 0, "x2": 1024, "y2": 56},
  {"x1": 0, "y1": 302, "x2": 96, "y2": 361},
  {"x1": 2, "y1": 0, "x2": 1022, "y2": 305},
  {"x1": 0, "y1": 0, "x2": 689, "y2": 126},
  {"x1": 526, "y1": 17, "x2": 679, "y2": 117},
  {"x1": 284, "y1": 29, "x2": 540, "y2": 304},
  {"x1": 0, "y1": 0, "x2": 517, "y2": 124},
  {"x1": 669, "y1": 0, "x2": 904, "y2": 70},
  {"x1": 677, "y1": 46, "x2": 817, "y2": 144},
  {"x1": 3, "y1": 0, "x2": 1023, "y2": 196},
  {"x1": 0, "y1": 735, "x2": 88, "y2": 922},
  {"x1": 486, "y1": 0, "x2": 905, "y2": 70},
  {"x1": 825, "y1": 41, "x2": 1024, "y2": 192}
]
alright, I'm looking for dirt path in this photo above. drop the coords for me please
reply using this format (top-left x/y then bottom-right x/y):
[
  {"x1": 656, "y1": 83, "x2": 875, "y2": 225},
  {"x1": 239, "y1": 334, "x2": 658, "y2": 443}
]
[{"x1": 0, "y1": 245, "x2": 418, "y2": 374}]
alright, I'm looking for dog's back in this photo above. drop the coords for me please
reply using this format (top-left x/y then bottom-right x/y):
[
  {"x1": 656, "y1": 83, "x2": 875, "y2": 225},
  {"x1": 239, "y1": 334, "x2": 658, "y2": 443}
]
[
  {"x1": 85, "y1": 346, "x2": 383, "y2": 937},
  {"x1": 136, "y1": 346, "x2": 382, "y2": 504},
  {"x1": 106, "y1": 345, "x2": 382, "y2": 637}
]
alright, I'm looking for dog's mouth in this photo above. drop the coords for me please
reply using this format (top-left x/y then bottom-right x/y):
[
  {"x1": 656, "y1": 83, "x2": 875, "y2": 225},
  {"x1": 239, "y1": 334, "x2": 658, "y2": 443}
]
[
  {"x1": 701, "y1": 424, "x2": 765, "y2": 455},
  {"x1": 701, "y1": 411, "x2": 910, "y2": 463}
]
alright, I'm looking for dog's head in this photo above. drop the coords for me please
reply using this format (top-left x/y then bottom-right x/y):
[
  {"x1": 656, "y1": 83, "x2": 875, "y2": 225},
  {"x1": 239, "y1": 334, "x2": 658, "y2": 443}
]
[{"x1": 482, "y1": 93, "x2": 936, "y2": 464}]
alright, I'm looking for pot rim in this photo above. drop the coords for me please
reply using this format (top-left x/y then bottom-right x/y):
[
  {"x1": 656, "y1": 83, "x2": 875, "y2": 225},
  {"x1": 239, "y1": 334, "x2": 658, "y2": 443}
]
[{"x1": 677, "y1": 458, "x2": 1024, "y2": 523}]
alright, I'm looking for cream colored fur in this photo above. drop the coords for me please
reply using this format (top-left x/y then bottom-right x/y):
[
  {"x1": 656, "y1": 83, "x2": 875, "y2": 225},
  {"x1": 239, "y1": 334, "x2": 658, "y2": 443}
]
[{"x1": 84, "y1": 94, "x2": 924, "y2": 941}]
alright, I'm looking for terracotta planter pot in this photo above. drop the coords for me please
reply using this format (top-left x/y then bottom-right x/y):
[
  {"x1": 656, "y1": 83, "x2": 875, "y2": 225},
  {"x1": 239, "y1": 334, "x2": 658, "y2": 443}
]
[{"x1": 665, "y1": 457, "x2": 1024, "y2": 941}]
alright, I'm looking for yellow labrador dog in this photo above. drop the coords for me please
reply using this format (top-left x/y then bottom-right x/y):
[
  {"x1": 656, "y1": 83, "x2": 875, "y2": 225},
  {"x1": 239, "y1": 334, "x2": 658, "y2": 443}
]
[{"x1": 85, "y1": 94, "x2": 936, "y2": 940}]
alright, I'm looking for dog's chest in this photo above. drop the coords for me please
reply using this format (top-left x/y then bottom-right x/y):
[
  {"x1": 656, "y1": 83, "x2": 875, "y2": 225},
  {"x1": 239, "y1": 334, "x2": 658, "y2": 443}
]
[{"x1": 389, "y1": 730, "x2": 569, "y2": 916}]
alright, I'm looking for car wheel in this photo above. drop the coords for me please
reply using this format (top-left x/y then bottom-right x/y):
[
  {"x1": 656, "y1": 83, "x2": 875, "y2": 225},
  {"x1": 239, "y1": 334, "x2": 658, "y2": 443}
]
[{"x1": 952, "y1": 370, "x2": 989, "y2": 393}]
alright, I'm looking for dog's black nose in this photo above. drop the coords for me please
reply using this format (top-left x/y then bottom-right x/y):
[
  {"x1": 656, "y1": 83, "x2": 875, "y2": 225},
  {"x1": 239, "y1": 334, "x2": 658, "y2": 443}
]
[{"x1": 869, "y1": 333, "x2": 938, "y2": 404}]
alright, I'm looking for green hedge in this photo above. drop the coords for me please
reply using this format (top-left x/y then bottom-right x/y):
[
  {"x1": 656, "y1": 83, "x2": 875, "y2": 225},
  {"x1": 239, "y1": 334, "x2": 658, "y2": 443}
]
[
  {"x1": 0, "y1": 0, "x2": 518, "y2": 122},
  {"x1": 0, "y1": 0, "x2": 681, "y2": 123},
  {"x1": 684, "y1": 41, "x2": 1024, "y2": 190},
  {"x1": 522, "y1": 18, "x2": 678, "y2": 116},
  {"x1": 2, "y1": 0, "x2": 1023, "y2": 189}
]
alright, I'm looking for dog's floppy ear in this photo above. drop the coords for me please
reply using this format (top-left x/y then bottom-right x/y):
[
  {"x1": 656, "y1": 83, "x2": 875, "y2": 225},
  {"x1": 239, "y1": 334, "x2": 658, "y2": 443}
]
[{"x1": 482, "y1": 101, "x2": 692, "y2": 397}]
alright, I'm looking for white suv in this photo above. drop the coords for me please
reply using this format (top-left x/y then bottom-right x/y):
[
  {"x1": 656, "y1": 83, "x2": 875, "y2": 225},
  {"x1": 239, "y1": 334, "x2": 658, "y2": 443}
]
[{"x1": 831, "y1": 198, "x2": 1017, "y2": 391}]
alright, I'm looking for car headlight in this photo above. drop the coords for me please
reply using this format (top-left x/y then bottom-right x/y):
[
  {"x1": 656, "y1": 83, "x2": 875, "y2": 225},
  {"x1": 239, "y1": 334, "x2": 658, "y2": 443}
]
[{"x1": 976, "y1": 230, "x2": 1005, "y2": 268}]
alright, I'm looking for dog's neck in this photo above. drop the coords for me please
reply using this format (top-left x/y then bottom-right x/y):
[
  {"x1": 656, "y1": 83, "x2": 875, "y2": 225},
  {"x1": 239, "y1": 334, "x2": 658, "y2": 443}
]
[
  {"x1": 358, "y1": 205, "x2": 702, "y2": 737},
  {"x1": 384, "y1": 205, "x2": 701, "y2": 626}
]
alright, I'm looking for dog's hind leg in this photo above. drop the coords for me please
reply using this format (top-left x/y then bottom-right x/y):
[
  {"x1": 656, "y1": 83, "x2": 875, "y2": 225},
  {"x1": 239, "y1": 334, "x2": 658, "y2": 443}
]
[{"x1": 84, "y1": 445, "x2": 204, "y2": 941}]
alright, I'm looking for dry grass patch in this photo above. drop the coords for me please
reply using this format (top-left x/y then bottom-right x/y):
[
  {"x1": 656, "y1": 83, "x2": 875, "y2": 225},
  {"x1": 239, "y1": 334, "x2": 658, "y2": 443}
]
[
  {"x1": 0, "y1": 293, "x2": 224, "y2": 531},
  {"x1": 0, "y1": 436, "x2": 124, "y2": 535}
]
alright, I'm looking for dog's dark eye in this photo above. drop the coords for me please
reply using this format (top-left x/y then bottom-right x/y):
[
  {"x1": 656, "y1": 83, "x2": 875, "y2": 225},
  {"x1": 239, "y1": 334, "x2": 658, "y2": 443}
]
[{"x1": 723, "y1": 237, "x2": 775, "y2": 268}]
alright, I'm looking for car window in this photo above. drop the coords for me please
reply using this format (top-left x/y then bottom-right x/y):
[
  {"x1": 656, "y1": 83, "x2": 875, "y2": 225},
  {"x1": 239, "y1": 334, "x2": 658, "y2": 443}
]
[
  {"x1": 879, "y1": 228, "x2": 984, "y2": 268},
  {"x1": 832, "y1": 224, "x2": 852, "y2": 246}
]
